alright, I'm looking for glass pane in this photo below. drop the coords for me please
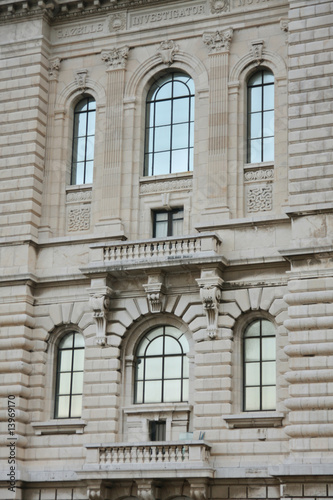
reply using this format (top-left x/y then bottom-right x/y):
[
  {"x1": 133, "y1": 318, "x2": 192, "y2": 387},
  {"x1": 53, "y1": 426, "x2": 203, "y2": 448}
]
[
  {"x1": 75, "y1": 113, "x2": 87, "y2": 137},
  {"x1": 189, "y1": 122, "x2": 194, "y2": 147},
  {"x1": 244, "y1": 387, "x2": 260, "y2": 411},
  {"x1": 249, "y1": 113, "x2": 262, "y2": 139},
  {"x1": 156, "y1": 212, "x2": 168, "y2": 222},
  {"x1": 173, "y1": 81, "x2": 189, "y2": 98},
  {"x1": 146, "y1": 327, "x2": 164, "y2": 342},
  {"x1": 262, "y1": 320, "x2": 275, "y2": 336},
  {"x1": 155, "y1": 100, "x2": 172, "y2": 126},
  {"x1": 263, "y1": 110, "x2": 274, "y2": 136},
  {"x1": 244, "y1": 321, "x2": 260, "y2": 338},
  {"x1": 88, "y1": 98, "x2": 96, "y2": 111},
  {"x1": 163, "y1": 379, "x2": 181, "y2": 402},
  {"x1": 262, "y1": 386, "x2": 276, "y2": 410},
  {"x1": 172, "y1": 123, "x2": 189, "y2": 149},
  {"x1": 155, "y1": 126, "x2": 171, "y2": 152},
  {"x1": 145, "y1": 357, "x2": 163, "y2": 380},
  {"x1": 263, "y1": 136, "x2": 274, "y2": 162},
  {"x1": 87, "y1": 110, "x2": 96, "y2": 136},
  {"x1": 136, "y1": 358, "x2": 144, "y2": 380},
  {"x1": 155, "y1": 219, "x2": 168, "y2": 238},
  {"x1": 59, "y1": 350, "x2": 72, "y2": 372},
  {"x1": 164, "y1": 356, "x2": 182, "y2": 378},
  {"x1": 249, "y1": 139, "x2": 262, "y2": 163},
  {"x1": 135, "y1": 381, "x2": 143, "y2": 403},
  {"x1": 164, "y1": 336, "x2": 181, "y2": 354},
  {"x1": 190, "y1": 96, "x2": 195, "y2": 120},
  {"x1": 173, "y1": 98, "x2": 189, "y2": 123},
  {"x1": 153, "y1": 151, "x2": 171, "y2": 175},
  {"x1": 144, "y1": 153, "x2": 153, "y2": 176},
  {"x1": 183, "y1": 357, "x2": 189, "y2": 377},
  {"x1": 75, "y1": 137, "x2": 86, "y2": 162},
  {"x1": 58, "y1": 372, "x2": 71, "y2": 394},
  {"x1": 71, "y1": 395, "x2": 82, "y2": 417},
  {"x1": 171, "y1": 149, "x2": 189, "y2": 173},
  {"x1": 147, "y1": 103, "x2": 155, "y2": 128},
  {"x1": 137, "y1": 337, "x2": 149, "y2": 356},
  {"x1": 74, "y1": 333, "x2": 84, "y2": 348},
  {"x1": 165, "y1": 326, "x2": 182, "y2": 339},
  {"x1": 248, "y1": 72, "x2": 262, "y2": 86},
  {"x1": 262, "y1": 337, "x2": 276, "y2": 360},
  {"x1": 72, "y1": 372, "x2": 84, "y2": 394},
  {"x1": 144, "y1": 380, "x2": 162, "y2": 403},
  {"x1": 244, "y1": 338, "x2": 260, "y2": 362},
  {"x1": 59, "y1": 334, "x2": 74, "y2": 349},
  {"x1": 182, "y1": 378, "x2": 189, "y2": 401},
  {"x1": 262, "y1": 361, "x2": 276, "y2": 385},
  {"x1": 249, "y1": 86, "x2": 262, "y2": 113},
  {"x1": 263, "y1": 85, "x2": 274, "y2": 111},
  {"x1": 263, "y1": 71, "x2": 274, "y2": 84},
  {"x1": 245, "y1": 362, "x2": 260, "y2": 386},
  {"x1": 86, "y1": 136, "x2": 94, "y2": 161},
  {"x1": 155, "y1": 81, "x2": 172, "y2": 100},
  {"x1": 85, "y1": 161, "x2": 94, "y2": 183},
  {"x1": 75, "y1": 99, "x2": 88, "y2": 112},
  {"x1": 146, "y1": 336, "x2": 163, "y2": 356},
  {"x1": 187, "y1": 78, "x2": 195, "y2": 95},
  {"x1": 56, "y1": 396, "x2": 70, "y2": 418},
  {"x1": 189, "y1": 148, "x2": 193, "y2": 171},
  {"x1": 172, "y1": 217, "x2": 183, "y2": 236},
  {"x1": 146, "y1": 128, "x2": 154, "y2": 152}
]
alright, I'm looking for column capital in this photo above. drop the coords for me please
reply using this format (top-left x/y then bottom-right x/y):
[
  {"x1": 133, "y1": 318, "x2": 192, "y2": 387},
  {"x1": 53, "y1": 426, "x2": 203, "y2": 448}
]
[
  {"x1": 203, "y1": 28, "x2": 233, "y2": 54},
  {"x1": 101, "y1": 46, "x2": 129, "y2": 70}
]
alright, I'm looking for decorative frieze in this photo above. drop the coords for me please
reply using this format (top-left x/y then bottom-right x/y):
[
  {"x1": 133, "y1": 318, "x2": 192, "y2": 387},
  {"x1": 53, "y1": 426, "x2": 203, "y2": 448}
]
[
  {"x1": 66, "y1": 189, "x2": 92, "y2": 203},
  {"x1": 67, "y1": 207, "x2": 91, "y2": 232},
  {"x1": 101, "y1": 46, "x2": 129, "y2": 70},
  {"x1": 203, "y1": 28, "x2": 233, "y2": 54},
  {"x1": 129, "y1": 2, "x2": 206, "y2": 28},
  {"x1": 89, "y1": 287, "x2": 113, "y2": 346},
  {"x1": 140, "y1": 177, "x2": 193, "y2": 194},
  {"x1": 244, "y1": 169, "x2": 274, "y2": 182},
  {"x1": 247, "y1": 185, "x2": 273, "y2": 213},
  {"x1": 156, "y1": 40, "x2": 179, "y2": 66}
]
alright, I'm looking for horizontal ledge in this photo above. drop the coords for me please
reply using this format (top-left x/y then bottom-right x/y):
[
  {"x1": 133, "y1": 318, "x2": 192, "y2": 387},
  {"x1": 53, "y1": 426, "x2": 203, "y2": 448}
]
[
  {"x1": 31, "y1": 419, "x2": 86, "y2": 435},
  {"x1": 86, "y1": 439, "x2": 211, "y2": 448},
  {"x1": 224, "y1": 412, "x2": 285, "y2": 428},
  {"x1": 123, "y1": 403, "x2": 193, "y2": 414}
]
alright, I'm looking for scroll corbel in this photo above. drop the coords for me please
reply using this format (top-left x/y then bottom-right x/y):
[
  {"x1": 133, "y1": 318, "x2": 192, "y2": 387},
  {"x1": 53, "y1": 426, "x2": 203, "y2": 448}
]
[
  {"x1": 143, "y1": 274, "x2": 166, "y2": 314},
  {"x1": 196, "y1": 272, "x2": 223, "y2": 339},
  {"x1": 89, "y1": 287, "x2": 112, "y2": 346}
]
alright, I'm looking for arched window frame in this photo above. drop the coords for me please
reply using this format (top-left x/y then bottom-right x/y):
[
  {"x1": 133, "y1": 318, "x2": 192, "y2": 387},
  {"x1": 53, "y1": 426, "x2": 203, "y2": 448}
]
[{"x1": 144, "y1": 72, "x2": 195, "y2": 176}]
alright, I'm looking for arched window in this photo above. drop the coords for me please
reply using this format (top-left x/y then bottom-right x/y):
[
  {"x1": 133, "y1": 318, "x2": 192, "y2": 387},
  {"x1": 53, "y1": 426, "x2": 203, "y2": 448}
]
[
  {"x1": 54, "y1": 332, "x2": 85, "y2": 418},
  {"x1": 247, "y1": 69, "x2": 274, "y2": 163},
  {"x1": 134, "y1": 326, "x2": 189, "y2": 404},
  {"x1": 71, "y1": 96, "x2": 96, "y2": 185},
  {"x1": 243, "y1": 318, "x2": 276, "y2": 411},
  {"x1": 144, "y1": 72, "x2": 195, "y2": 176}
]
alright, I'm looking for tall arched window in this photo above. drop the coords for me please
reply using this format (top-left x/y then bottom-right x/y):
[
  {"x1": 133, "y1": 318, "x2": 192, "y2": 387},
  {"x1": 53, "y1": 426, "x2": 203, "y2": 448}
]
[
  {"x1": 134, "y1": 326, "x2": 189, "y2": 404},
  {"x1": 243, "y1": 318, "x2": 276, "y2": 411},
  {"x1": 247, "y1": 69, "x2": 274, "y2": 163},
  {"x1": 54, "y1": 332, "x2": 85, "y2": 418},
  {"x1": 71, "y1": 96, "x2": 96, "y2": 185},
  {"x1": 144, "y1": 72, "x2": 195, "y2": 176}
]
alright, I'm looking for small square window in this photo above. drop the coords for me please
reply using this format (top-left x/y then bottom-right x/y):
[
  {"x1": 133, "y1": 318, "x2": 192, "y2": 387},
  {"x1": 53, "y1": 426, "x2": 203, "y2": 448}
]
[
  {"x1": 149, "y1": 420, "x2": 166, "y2": 441},
  {"x1": 153, "y1": 208, "x2": 184, "y2": 238}
]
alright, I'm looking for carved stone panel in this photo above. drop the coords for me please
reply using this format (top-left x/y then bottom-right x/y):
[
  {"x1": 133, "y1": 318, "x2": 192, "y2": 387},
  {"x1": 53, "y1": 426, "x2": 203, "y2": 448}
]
[
  {"x1": 247, "y1": 184, "x2": 273, "y2": 213},
  {"x1": 67, "y1": 206, "x2": 91, "y2": 232}
]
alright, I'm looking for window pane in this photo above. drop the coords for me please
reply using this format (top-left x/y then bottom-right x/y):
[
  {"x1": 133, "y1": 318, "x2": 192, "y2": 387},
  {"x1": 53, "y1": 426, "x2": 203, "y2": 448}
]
[
  {"x1": 59, "y1": 334, "x2": 74, "y2": 349},
  {"x1": 75, "y1": 137, "x2": 86, "y2": 162},
  {"x1": 75, "y1": 113, "x2": 87, "y2": 137},
  {"x1": 56, "y1": 396, "x2": 70, "y2": 418},
  {"x1": 155, "y1": 219, "x2": 168, "y2": 238},
  {"x1": 189, "y1": 122, "x2": 194, "y2": 147},
  {"x1": 154, "y1": 151, "x2": 171, "y2": 175},
  {"x1": 164, "y1": 336, "x2": 181, "y2": 354},
  {"x1": 136, "y1": 359, "x2": 144, "y2": 380},
  {"x1": 156, "y1": 212, "x2": 168, "y2": 222},
  {"x1": 146, "y1": 336, "x2": 163, "y2": 356},
  {"x1": 145, "y1": 380, "x2": 162, "y2": 403},
  {"x1": 262, "y1": 361, "x2": 276, "y2": 385},
  {"x1": 72, "y1": 372, "x2": 84, "y2": 394},
  {"x1": 70, "y1": 395, "x2": 82, "y2": 417},
  {"x1": 263, "y1": 71, "x2": 274, "y2": 84},
  {"x1": 244, "y1": 321, "x2": 260, "y2": 338},
  {"x1": 244, "y1": 387, "x2": 260, "y2": 411},
  {"x1": 75, "y1": 99, "x2": 88, "y2": 112},
  {"x1": 155, "y1": 100, "x2": 172, "y2": 126},
  {"x1": 164, "y1": 356, "x2": 182, "y2": 378},
  {"x1": 172, "y1": 217, "x2": 183, "y2": 236},
  {"x1": 249, "y1": 113, "x2": 262, "y2": 139},
  {"x1": 155, "y1": 81, "x2": 172, "y2": 100},
  {"x1": 190, "y1": 96, "x2": 195, "y2": 120},
  {"x1": 249, "y1": 139, "x2": 262, "y2": 163},
  {"x1": 173, "y1": 98, "x2": 189, "y2": 123},
  {"x1": 173, "y1": 81, "x2": 189, "y2": 98},
  {"x1": 172, "y1": 123, "x2": 189, "y2": 149},
  {"x1": 146, "y1": 328, "x2": 164, "y2": 342},
  {"x1": 189, "y1": 148, "x2": 194, "y2": 171},
  {"x1": 262, "y1": 386, "x2": 276, "y2": 410},
  {"x1": 146, "y1": 128, "x2": 154, "y2": 152},
  {"x1": 147, "y1": 103, "x2": 155, "y2": 127},
  {"x1": 245, "y1": 362, "x2": 260, "y2": 386},
  {"x1": 74, "y1": 333, "x2": 84, "y2": 348},
  {"x1": 144, "y1": 153, "x2": 153, "y2": 176},
  {"x1": 263, "y1": 110, "x2": 274, "y2": 137},
  {"x1": 85, "y1": 161, "x2": 94, "y2": 184},
  {"x1": 262, "y1": 320, "x2": 275, "y2": 336},
  {"x1": 165, "y1": 326, "x2": 182, "y2": 339},
  {"x1": 135, "y1": 381, "x2": 143, "y2": 403},
  {"x1": 59, "y1": 350, "x2": 73, "y2": 371},
  {"x1": 145, "y1": 357, "x2": 163, "y2": 380},
  {"x1": 249, "y1": 86, "x2": 262, "y2": 112},
  {"x1": 86, "y1": 136, "x2": 95, "y2": 161},
  {"x1": 262, "y1": 337, "x2": 276, "y2": 360},
  {"x1": 263, "y1": 85, "x2": 274, "y2": 111},
  {"x1": 248, "y1": 72, "x2": 262, "y2": 86},
  {"x1": 263, "y1": 136, "x2": 274, "y2": 162},
  {"x1": 183, "y1": 378, "x2": 189, "y2": 401},
  {"x1": 244, "y1": 338, "x2": 260, "y2": 361},
  {"x1": 87, "y1": 111, "x2": 96, "y2": 136},
  {"x1": 171, "y1": 149, "x2": 189, "y2": 173},
  {"x1": 58, "y1": 372, "x2": 71, "y2": 395},
  {"x1": 155, "y1": 126, "x2": 171, "y2": 152},
  {"x1": 183, "y1": 357, "x2": 189, "y2": 377},
  {"x1": 164, "y1": 379, "x2": 181, "y2": 402}
]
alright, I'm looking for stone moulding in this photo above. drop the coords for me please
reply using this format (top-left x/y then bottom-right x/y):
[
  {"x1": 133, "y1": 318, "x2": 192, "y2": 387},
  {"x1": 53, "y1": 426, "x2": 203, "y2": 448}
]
[
  {"x1": 139, "y1": 177, "x2": 193, "y2": 194},
  {"x1": 224, "y1": 413, "x2": 284, "y2": 429}
]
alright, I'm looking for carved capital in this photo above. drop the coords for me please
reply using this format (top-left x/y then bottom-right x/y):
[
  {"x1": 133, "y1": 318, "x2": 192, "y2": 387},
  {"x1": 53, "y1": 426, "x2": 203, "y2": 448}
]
[
  {"x1": 89, "y1": 287, "x2": 113, "y2": 345},
  {"x1": 101, "y1": 46, "x2": 129, "y2": 70},
  {"x1": 75, "y1": 68, "x2": 88, "y2": 92},
  {"x1": 48, "y1": 57, "x2": 61, "y2": 80},
  {"x1": 210, "y1": 0, "x2": 230, "y2": 14},
  {"x1": 143, "y1": 274, "x2": 166, "y2": 313},
  {"x1": 196, "y1": 270, "x2": 223, "y2": 339},
  {"x1": 156, "y1": 40, "x2": 179, "y2": 66},
  {"x1": 250, "y1": 40, "x2": 264, "y2": 66},
  {"x1": 136, "y1": 480, "x2": 160, "y2": 500},
  {"x1": 203, "y1": 28, "x2": 233, "y2": 54}
]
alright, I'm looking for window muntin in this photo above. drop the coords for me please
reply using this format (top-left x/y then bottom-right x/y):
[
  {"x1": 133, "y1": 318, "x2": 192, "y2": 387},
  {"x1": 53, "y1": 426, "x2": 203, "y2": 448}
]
[
  {"x1": 144, "y1": 73, "x2": 194, "y2": 176},
  {"x1": 243, "y1": 319, "x2": 276, "y2": 411},
  {"x1": 135, "y1": 326, "x2": 189, "y2": 404},
  {"x1": 153, "y1": 208, "x2": 184, "y2": 238},
  {"x1": 247, "y1": 70, "x2": 274, "y2": 163},
  {"x1": 54, "y1": 332, "x2": 85, "y2": 418},
  {"x1": 71, "y1": 97, "x2": 96, "y2": 185}
]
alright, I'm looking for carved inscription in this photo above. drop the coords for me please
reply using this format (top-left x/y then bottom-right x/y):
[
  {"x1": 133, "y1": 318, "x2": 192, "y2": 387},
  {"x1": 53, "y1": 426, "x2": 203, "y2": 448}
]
[
  {"x1": 130, "y1": 3, "x2": 206, "y2": 27},
  {"x1": 231, "y1": 0, "x2": 271, "y2": 6},
  {"x1": 57, "y1": 23, "x2": 103, "y2": 39}
]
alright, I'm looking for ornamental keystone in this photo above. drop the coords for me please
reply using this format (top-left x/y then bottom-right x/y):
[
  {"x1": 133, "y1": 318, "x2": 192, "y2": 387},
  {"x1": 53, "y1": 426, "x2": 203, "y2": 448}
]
[
  {"x1": 89, "y1": 287, "x2": 113, "y2": 346},
  {"x1": 143, "y1": 274, "x2": 166, "y2": 313},
  {"x1": 156, "y1": 40, "x2": 179, "y2": 65}
]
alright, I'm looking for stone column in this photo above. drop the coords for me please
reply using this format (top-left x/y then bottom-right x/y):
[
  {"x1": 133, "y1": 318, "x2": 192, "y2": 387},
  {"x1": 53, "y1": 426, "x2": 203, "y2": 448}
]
[
  {"x1": 96, "y1": 47, "x2": 129, "y2": 237},
  {"x1": 202, "y1": 28, "x2": 233, "y2": 219}
]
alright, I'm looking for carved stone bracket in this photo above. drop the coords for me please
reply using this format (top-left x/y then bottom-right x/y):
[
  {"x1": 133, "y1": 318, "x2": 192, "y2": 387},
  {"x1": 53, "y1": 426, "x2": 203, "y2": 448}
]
[
  {"x1": 189, "y1": 480, "x2": 209, "y2": 500},
  {"x1": 203, "y1": 28, "x2": 233, "y2": 54},
  {"x1": 101, "y1": 46, "x2": 129, "y2": 70},
  {"x1": 156, "y1": 39, "x2": 179, "y2": 65},
  {"x1": 210, "y1": 0, "x2": 230, "y2": 14},
  {"x1": 87, "y1": 482, "x2": 109, "y2": 500},
  {"x1": 136, "y1": 480, "x2": 160, "y2": 500},
  {"x1": 280, "y1": 18, "x2": 289, "y2": 33},
  {"x1": 75, "y1": 68, "x2": 88, "y2": 92},
  {"x1": 250, "y1": 40, "x2": 264, "y2": 66},
  {"x1": 196, "y1": 270, "x2": 223, "y2": 339},
  {"x1": 143, "y1": 274, "x2": 166, "y2": 314},
  {"x1": 48, "y1": 57, "x2": 61, "y2": 80},
  {"x1": 89, "y1": 287, "x2": 113, "y2": 346}
]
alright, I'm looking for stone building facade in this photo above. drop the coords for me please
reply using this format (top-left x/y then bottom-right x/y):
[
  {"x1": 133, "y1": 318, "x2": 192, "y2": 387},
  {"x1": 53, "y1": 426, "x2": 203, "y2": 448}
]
[{"x1": 1, "y1": 0, "x2": 333, "y2": 499}]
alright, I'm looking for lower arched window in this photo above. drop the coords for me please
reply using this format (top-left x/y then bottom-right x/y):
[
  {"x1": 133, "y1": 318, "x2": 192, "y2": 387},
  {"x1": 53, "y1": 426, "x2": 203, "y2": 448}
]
[
  {"x1": 54, "y1": 332, "x2": 85, "y2": 418},
  {"x1": 243, "y1": 318, "x2": 276, "y2": 411},
  {"x1": 134, "y1": 326, "x2": 189, "y2": 404}
]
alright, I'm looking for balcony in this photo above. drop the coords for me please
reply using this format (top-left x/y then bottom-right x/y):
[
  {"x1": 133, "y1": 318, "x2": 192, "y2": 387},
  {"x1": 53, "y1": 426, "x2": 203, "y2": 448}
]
[{"x1": 82, "y1": 440, "x2": 213, "y2": 479}]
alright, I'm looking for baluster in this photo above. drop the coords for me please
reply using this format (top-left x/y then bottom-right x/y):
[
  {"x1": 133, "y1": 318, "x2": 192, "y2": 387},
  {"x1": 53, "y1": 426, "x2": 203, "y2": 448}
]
[
  {"x1": 99, "y1": 448, "x2": 106, "y2": 464},
  {"x1": 183, "y1": 445, "x2": 189, "y2": 461},
  {"x1": 137, "y1": 446, "x2": 144, "y2": 464},
  {"x1": 105, "y1": 447, "x2": 112, "y2": 464},
  {"x1": 131, "y1": 445, "x2": 137, "y2": 463},
  {"x1": 170, "y1": 240, "x2": 176, "y2": 256},
  {"x1": 124, "y1": 447, "x2": 131, "y2": 463},
  {"x1": 151, "y1": 445, "x2": 157, "y2": 462},
  {"x1": 169, "y1": 445, "x2": 176, "y2": 461},
  {"x1": 143, "y1": 446, "x2": 150, "y2": 463}
]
